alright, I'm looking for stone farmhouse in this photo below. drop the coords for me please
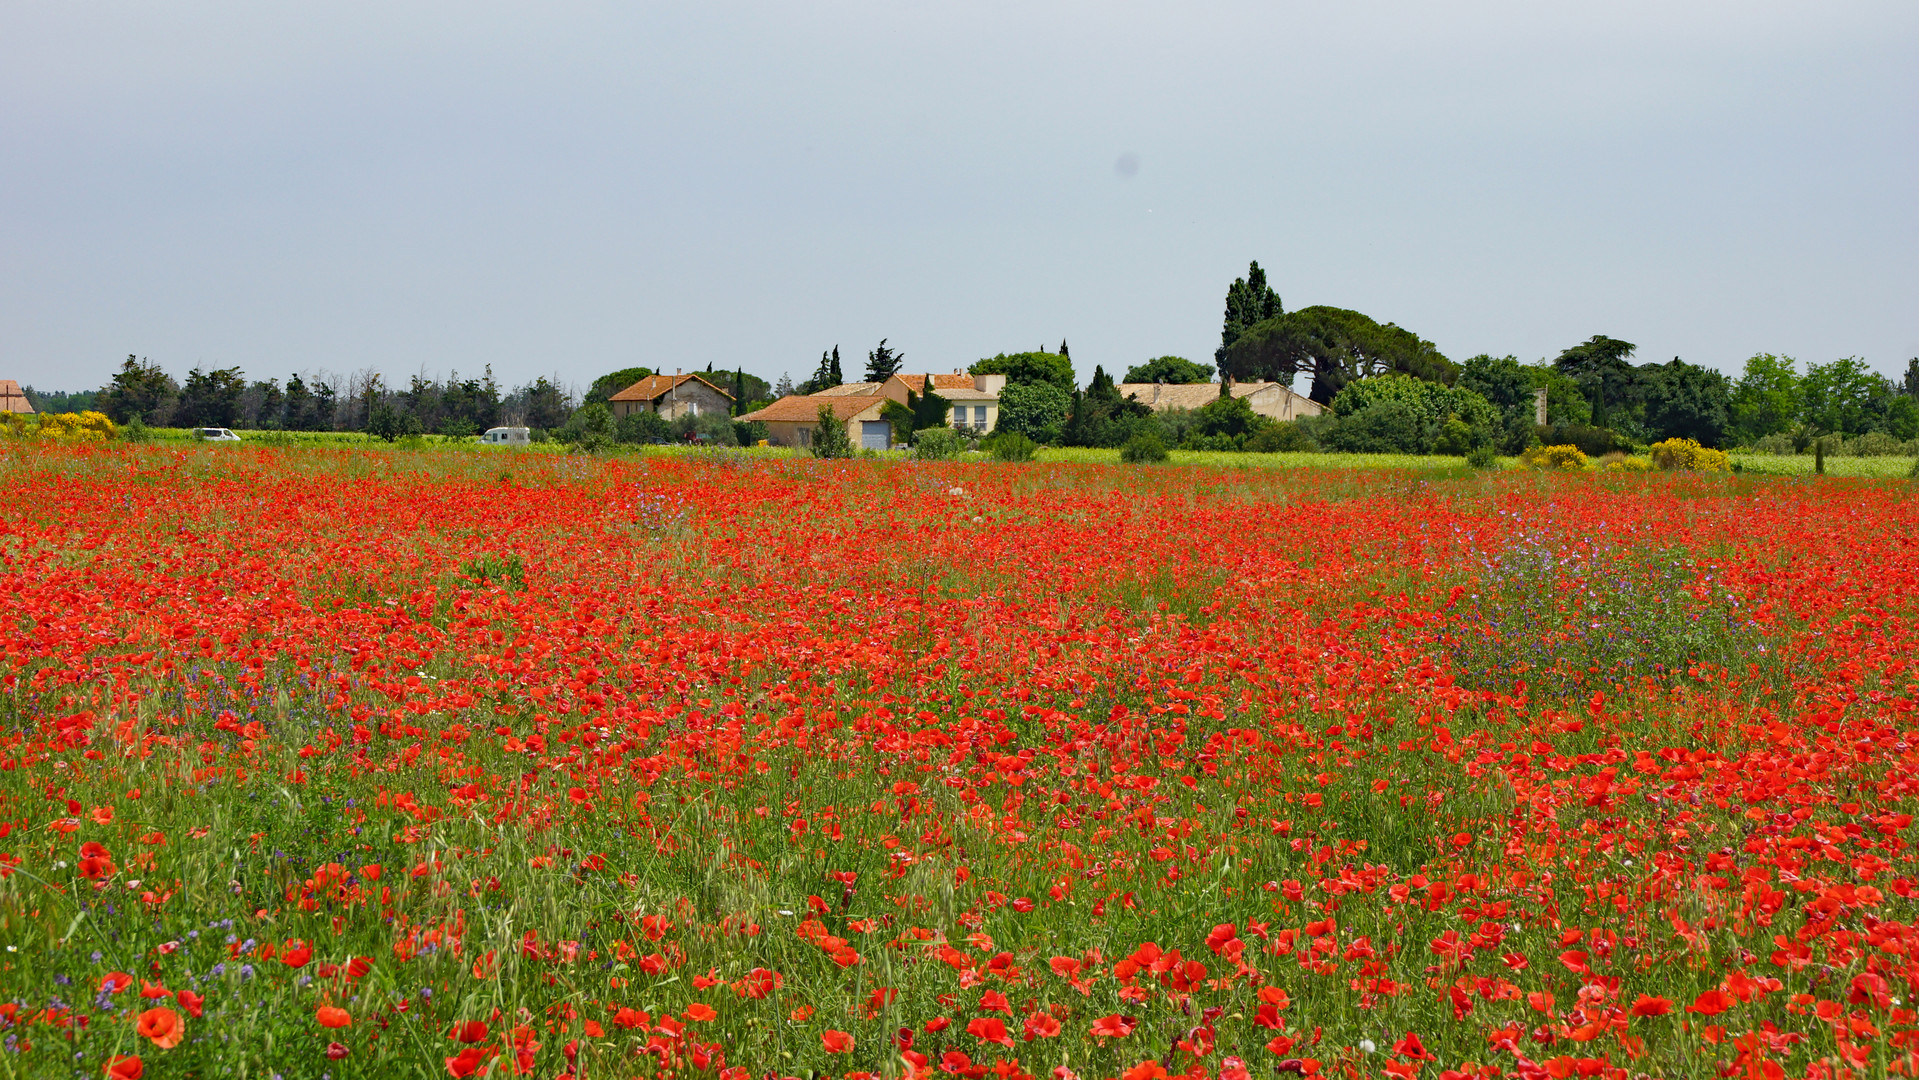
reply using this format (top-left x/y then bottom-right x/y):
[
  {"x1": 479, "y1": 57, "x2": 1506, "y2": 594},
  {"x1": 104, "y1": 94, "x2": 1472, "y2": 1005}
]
[
  {"x1": 607, "y1": 373, "x2": 733, "y2": 421},
  {"x1": 1117, "y1": 380, "x2": 1322, "y2": 422}
]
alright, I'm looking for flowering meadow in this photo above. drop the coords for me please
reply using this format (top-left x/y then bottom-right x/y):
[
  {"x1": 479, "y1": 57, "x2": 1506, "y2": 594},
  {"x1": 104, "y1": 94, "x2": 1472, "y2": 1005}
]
[{"x1": 2, "y1": 446, "x2": 1917, "y2": 1080}]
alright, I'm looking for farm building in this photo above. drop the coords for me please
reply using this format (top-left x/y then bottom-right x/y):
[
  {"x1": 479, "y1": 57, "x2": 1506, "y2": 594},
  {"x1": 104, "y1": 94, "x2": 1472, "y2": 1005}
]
[
  {"x1": 0, "y1": 381, "x2": 33, "y2": 414},
  {"x1": 607, "y1": 373, "x2": 733, "y2": 421},
  {"x1": 737, "y1": 393, "x2": 895, "y2": 450},
  {"x1": 1116, "y1": 380, "x2": 1321, "y2": 422},
  {"x1": 881, "y1": 372, "x2": 1005, "y2": 433}
]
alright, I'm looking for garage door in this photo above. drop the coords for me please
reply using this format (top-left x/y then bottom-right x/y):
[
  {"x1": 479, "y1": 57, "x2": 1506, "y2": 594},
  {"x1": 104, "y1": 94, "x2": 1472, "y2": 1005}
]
[{"x1": 860, "y1": 421, "x2": 891, "y2": 450}]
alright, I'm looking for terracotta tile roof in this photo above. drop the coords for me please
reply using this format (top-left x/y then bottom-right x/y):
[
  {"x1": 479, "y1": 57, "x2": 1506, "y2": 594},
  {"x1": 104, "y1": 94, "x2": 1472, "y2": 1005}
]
[
  {"x1": 738, "y1": 393, "x2": 888, "y2": 423},
  {"x1": 0, "y1": 380, "x2": 32, "y2": 414},
  {"x1": 892, "y1": 373, "x2": 977, "y2": 393},
  {"x1": 608, "y1": 373, "x2": 734, "y2": 403},
  {"x1": 813, "y1": 382, "x2": 884, "y2": 397}
]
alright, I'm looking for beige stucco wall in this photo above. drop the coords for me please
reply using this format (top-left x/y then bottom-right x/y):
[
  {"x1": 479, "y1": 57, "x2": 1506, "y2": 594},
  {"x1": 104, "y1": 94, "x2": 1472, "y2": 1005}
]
[{"x1": 760, "y1": 412, "x2": 883, "y2": 449}]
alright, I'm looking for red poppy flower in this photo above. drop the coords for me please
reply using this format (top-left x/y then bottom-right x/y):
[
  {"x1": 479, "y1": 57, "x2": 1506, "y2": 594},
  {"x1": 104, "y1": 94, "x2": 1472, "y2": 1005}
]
[
  {"x1": 451, "y1": 1021, "x2": 489, "y2": 1043},
  {"x1": 316, "y1": 1006, "x2": 352, "y2": 1029},
  {"x1": 1092, "y1": 1015, "x2": 1137, "y2": 1038},
  {"x1": 1630, "y1": 995, "x2": 1673, "y2": 1017},
  {"x1": 821, "y1": 1029, "x2": 854, "y2": 1053},
  {"x1": 174, "y1": 990, "x2": 204, "y2": 1019},
  {"x1": 136, "y1": 1008, "x2": 184, "y2": 1050},
  {"x1": 1024, "y1": 1014, "x2": 1062, "y2": 1040},
  {"x1": 967, "y1": 1017, "x2": 1013, "y2": 1047},
  {"x1": 104, "y1": 1056, "x2": 144, "y2": 1080}
]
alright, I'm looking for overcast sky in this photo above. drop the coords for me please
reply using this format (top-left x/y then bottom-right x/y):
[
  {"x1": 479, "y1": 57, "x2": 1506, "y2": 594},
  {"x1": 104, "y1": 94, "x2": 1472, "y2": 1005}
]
[{"x1": 4, "y1": 0, "x2": 1915, "y2": 395}]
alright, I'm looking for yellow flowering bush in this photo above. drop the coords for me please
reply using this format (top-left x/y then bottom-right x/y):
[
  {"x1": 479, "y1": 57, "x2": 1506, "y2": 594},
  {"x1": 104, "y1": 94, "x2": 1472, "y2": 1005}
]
[
  {"x1": 1648, "y1": 437, "x2": 1730, "y2": 472},
  {"x1": 1604, "y1": 455, "x2": 1653, "y2": 472},
  {"x1": 1520, "y1": 443, "x2": 1588, "y2": 470},
  {"x1": 1, "y1": 411, "x2": 119, "y2": 441}
]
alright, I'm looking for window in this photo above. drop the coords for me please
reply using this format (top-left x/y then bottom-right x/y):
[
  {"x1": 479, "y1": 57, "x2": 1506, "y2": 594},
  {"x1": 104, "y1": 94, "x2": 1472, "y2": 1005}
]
[
  {"x1": 973, "y1": 406, "x2": 988, "y2": 427},
  {"x1": 798, "y1": 427, "x2": 812, "y2": 447},
  {"x1": 953, "y1": 407, "x2": 968, "y2": 429}
]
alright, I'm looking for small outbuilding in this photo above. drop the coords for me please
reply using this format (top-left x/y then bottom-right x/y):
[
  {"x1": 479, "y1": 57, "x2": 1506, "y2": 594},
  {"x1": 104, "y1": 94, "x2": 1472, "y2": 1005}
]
[{"x1": 0, "y1": 381, "x2": 34, "y2": 414}]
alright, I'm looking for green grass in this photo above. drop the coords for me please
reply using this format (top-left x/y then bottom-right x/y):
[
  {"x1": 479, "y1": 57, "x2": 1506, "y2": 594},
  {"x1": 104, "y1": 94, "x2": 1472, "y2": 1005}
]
[
  {"x1": 1728, "y1": 452, "x2": 1919, "y2": 477},
  {"x1": 1034, "y1": 447, "x2": 1493, "y2": 470}
]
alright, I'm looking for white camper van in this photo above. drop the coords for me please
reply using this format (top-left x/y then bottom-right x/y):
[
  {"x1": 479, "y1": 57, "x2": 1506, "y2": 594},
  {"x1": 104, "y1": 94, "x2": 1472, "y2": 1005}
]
[{"x1": 480, "y1": 427, "x2": 531, "y2": 446}]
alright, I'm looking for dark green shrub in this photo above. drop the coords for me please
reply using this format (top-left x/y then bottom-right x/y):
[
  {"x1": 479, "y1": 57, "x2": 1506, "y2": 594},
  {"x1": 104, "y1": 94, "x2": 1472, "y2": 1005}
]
[
  {"x1": 1536, "y1": 423, "x2": 1631, "y2": 457},
  {"x1": 618, "y1": 410, "x2": 672, "y2": 445},
  {"x1": 1318, "y1": 402, "x2": 1428, "y2": 454},
  {"x1": 912, "y1": 427, "x2": 964, "y2": 460},
  {"x1": 1466, "y1": 445, "x2": 1498, "y2": 469},
  {"x1": 1245, "y1": 421, "x2": 1316, "y2": 453},
  {"x1": 1120, "y1": 431, "x2": 1170, "y2": 463},
  {"x1": 810, "y1": 405, "x2": 855, "y2": 459},
  {"x1": 986, "y1": 432, "x2": 1037, "y2": 462},
  {"x1": 1433, "y1": 418, "x2": 1478, "y2": 456}
]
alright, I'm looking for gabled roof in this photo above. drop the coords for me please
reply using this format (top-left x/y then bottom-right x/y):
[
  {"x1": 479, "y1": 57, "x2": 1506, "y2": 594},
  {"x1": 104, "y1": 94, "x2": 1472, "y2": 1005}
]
[
  {"x1": 890, "y1": 373, "x2": 979, "y2": 394},
  {"x1": 738, "y1": 393, "x2": 889, "y2": 424},
  {"x1": 813, "y1": 382, "x2": 884, "y2": 397},
  {"x1": 608, "y1": 373, "x2": 734, "y2": 403},
  {"x1": 0, "y1": 380, "x2": 32, "y2": 414},
  {"x1": 1115, "y1": 381, "x2": 1302, "y2": 411}
]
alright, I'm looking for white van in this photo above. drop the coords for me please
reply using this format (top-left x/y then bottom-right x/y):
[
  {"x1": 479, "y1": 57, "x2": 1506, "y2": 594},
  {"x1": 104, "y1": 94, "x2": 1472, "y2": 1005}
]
[
  {"x1": 191, "y1": 427, "x2": 242, "y2": 442},
  {"x1": 480, "y1": 427, "x2": 531, "y2": 446}
]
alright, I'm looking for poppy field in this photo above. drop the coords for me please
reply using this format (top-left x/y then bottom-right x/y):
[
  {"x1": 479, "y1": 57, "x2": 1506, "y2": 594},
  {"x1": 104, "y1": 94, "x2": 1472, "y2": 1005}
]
[{"x1": 2, "y1": 446, "x2": 1917, "y2": 1080}]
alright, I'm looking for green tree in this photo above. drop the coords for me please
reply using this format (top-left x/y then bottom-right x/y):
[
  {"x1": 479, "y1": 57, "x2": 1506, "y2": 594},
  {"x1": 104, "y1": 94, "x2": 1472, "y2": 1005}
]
[
  {"x1": 617, "y1": 410, "x2": 672, "y2": 445},
  {"x1": 1885, "y1": 396, "x2": 1919, "y2": 440},
  {"x1": 969, "y1": 351, "x2": 1076, "y2": 393},
  {"x1": 1062, "y1": 365, "x2": 1153, "y2": 447},
  {"x1": 864, "y1": 340, "x2": 904, "y2": 383},
  {"x1": 1729, "y1": 355, "x2": 1801, "y2": 443},
  {"x1": 1640, "y1": 357, "x2": 1732, "y2": 445},
  {"x1": 560, "y1": 402, "x2": 618, "y2": 451},
  {"x1": 585, "y1": 367, "x2": 654, "y2": 405},
  {"x1": 99, "y1": 355, "x2": 179, "y2": 425},
  {"x1": 1123, "y1": 356, "x2": 1214, "y2": 384},
  {"x1": 879, "y1": 386, "x2": 952, "y2": 446},
  {"x1": 1458, "y1": 355, "x2": 1540, "y2": 453},
  {"x1": 1799, "y1": 357, "x2": 1894, "y2": 436},
  {"x1": 512, "y1": 377, "x2": 573, "y2": 430},
  {"x1": 801, "y1": 348, "x2": 844, "y2": 395},
  {"x1": 283, "y1": 374, "x2": 316, "y2": 431},
  {"x1": 365, "y1": 403, "x2": 423, "y2": 442},
  {"x1": 1223, "y1": 307, "x2": 1454, "y2": 404},
  {"x1": 1553, "y1": 335, "x2": 1640, "y2": 429},
  {"x1": 1215, "y1": 261, "x2": 1283, "y2": 369},
  {"x1": 1904, "y1": 358, "x2": 1919, "y2": 399},
  {"x1": 809, "y1": 404, "x2": 854, "y2": 458},
  {"x1": 175, "y1": 365, "x2": 247, "y2": 428},
  {"x1": 992, "y1": 380, "x2": 1072, "y2": 444},
  {"x1": 1323, "y1": 373, "x2": 1497, "y2": 454}
]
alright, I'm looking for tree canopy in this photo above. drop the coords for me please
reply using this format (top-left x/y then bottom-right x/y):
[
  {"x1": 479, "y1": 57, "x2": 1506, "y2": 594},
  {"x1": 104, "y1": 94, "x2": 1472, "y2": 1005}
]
[
  {"x1": 970, "y1": 351, "x2": 1075, "y2": 393},
  {"x1": 99, "y1": 355, "x2": 179, "y2": 425},
  {"x1": 584, "y1": 367, "x2": 653, "y2": 405},
  {"x1": 1553, "y1": 336, "x2": 1640, "y2": 428},
  {"x1": 1221, "y1": 306, "x2": 1454, "y2": 404},
  {"x1": 801, "y1": 348, "x2": 844, "y2": 395},
  {"x1": 1215, "y1": 261, "x2": 1283, "y2": 369},
  {"x1": 1123, "y1": 356, "x2": 1214, "y2": 384},
  {"x1": 992, "y1": 380, "x2": 1072, "y2": 444},
  {"x1": 864, "y1": 340, "x2": 904, "y2": 383}
]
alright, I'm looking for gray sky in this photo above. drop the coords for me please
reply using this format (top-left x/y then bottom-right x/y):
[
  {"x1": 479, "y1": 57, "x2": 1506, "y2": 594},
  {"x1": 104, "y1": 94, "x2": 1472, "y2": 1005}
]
[{"x1": 5, "y1": 0, "x2": 1915, "y2": 394}]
